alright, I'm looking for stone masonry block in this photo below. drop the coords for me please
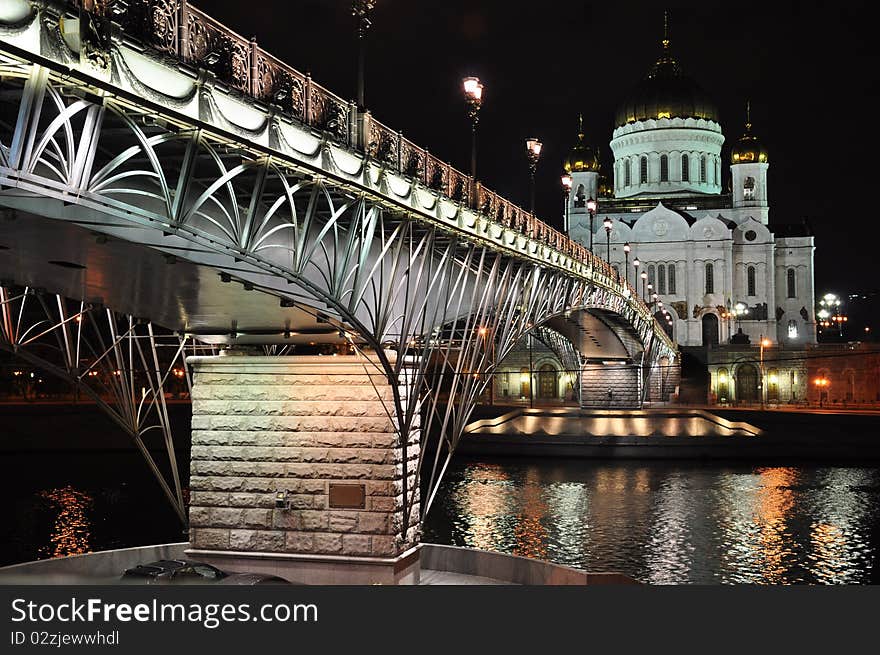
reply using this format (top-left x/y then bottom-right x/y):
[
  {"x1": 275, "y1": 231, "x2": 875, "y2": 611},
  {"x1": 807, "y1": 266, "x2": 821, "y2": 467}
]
[
  {"x1": 341, "y1": 535, "x2": 371, "y2": 556},
  {"x1": 357, "y1": 512, "x2": 391, "y2": 534},
  {"x1": 190, "y1": 528, "x2": 230, "y2": 550},
  {"x1": 328, "y1": 511, "x2": 359, "y2": 533},
  {"x1": 229, "y1": 530, "x2": 285, "y2": 552},
  {"x1": 285, "y1": 532, "x2": 315, "y2": 553},
  {"x1": 313, "y1": 533, "x2": 343, "y2": 554},
  {"x1": 299, "y1": 510, "x2": 329, "y2": 531},
  {"x1": 371, "y1": 535, "x2": 397, "y2": 557}
]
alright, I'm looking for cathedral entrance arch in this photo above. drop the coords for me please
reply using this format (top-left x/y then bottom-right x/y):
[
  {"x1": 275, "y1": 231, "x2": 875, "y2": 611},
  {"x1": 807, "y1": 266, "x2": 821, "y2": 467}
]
[
  {"x1": 736, "y1": 364, "x2": 759, "y2": 403},
  {"x1": 701, "y1": 313, "x2": 719, "y2": 347},
  {"x1": 538, "y1": 364, "x2": 558, "y2": 399}
]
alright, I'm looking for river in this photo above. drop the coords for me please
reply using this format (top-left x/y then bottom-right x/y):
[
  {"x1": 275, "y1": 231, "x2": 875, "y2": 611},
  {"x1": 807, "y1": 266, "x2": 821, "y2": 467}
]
[{"x1": 1, "y1": 452, "x2": 878, "y2": 584}]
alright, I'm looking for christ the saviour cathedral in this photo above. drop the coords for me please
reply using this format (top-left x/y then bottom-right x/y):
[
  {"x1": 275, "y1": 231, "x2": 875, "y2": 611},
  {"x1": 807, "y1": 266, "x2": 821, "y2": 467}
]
[
  {"x1": 565, "y1": 32, "x2": 815, "y2": 350},
  {"x1": 493, "y1": 22, "x2": 816, "y2": 407}
]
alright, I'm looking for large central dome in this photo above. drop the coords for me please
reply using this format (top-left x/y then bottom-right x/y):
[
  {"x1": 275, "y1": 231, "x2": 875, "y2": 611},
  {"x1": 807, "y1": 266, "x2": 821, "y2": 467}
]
[{"x1": 614, "y1": 46, "x2": 718, "y2": 128}]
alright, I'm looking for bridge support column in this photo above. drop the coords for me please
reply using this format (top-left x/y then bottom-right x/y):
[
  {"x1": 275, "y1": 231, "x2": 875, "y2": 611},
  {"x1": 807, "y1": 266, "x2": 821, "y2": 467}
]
[
  {"x1": 580, "y1": 361, "x2": 641, "y2": 409},
  {"x1": 185, "y1": 352, "x2": 420, "y2": 585}
]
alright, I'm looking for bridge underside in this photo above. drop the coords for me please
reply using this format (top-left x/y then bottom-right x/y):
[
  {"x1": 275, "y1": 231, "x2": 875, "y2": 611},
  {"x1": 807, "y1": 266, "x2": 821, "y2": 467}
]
[{"x1": 0, "y1": 208, "x2": 345, "y2": 345}]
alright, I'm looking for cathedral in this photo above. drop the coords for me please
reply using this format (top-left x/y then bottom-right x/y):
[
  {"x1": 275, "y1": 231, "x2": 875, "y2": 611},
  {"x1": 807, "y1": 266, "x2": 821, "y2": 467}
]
[
  {"x1": 564, "y1": 31, "x2": 815, "y2": 351},
  {"x1": 493, "y1": 22, "x2": 816, "y2": 407}
]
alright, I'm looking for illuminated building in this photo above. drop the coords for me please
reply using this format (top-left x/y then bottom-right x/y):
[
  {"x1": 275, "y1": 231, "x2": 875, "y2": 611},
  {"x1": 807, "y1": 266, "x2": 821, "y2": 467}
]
[{"x1": 565, "y1": 20, "x2": 816, "y2": 351}]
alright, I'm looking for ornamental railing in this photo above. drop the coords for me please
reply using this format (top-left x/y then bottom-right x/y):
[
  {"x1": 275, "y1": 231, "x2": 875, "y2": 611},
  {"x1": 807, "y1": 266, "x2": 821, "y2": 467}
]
[{"x1": 67, "y1": 0, "x2": 664, "y2": 343}]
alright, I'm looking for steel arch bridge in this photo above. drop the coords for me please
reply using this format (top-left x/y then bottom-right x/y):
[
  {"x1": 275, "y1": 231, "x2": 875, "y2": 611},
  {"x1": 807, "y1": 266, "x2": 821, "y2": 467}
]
[{"x1": 0, "y1": 0, "x2": 677, "y2": 525}]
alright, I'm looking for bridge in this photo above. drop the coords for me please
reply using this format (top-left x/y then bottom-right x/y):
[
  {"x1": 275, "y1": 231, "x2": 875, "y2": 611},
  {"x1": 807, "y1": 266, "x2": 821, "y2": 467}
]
[{"x1": 0, "y1": 0, "x2": 677, "y2": 583}]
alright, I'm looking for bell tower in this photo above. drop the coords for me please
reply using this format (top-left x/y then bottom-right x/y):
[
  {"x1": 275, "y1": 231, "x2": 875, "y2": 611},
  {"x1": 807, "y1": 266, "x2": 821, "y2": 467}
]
[{"x1": 730, "y1": 102, "x2": 770, "y2": 225}]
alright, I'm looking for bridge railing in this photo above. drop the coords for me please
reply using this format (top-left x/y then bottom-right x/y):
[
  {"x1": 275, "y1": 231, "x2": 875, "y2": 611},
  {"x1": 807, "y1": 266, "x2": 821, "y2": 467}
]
[{"x1": 67, "y1": 0, "x2": 672, "y2": 350}]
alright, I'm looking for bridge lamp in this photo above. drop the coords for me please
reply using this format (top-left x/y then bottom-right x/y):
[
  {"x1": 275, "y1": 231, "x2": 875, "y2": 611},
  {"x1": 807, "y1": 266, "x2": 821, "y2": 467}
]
[
  {"x1": 623, "y1": 242, "x2": 631, "y2": 288},
  {"x1": 586, "y1": 197, "x2": 598, "y2": 253},
  {"x1": 463, "y1": 77, "x2": 484, "y2": 179},
  {"x1": 525, "y1": 138, "x2": 543, "y2": 215},
  {"x1": 353, "y1": 0, "x2": 377, "y2": 109},
  {"x1": 561, "y1": 174, "x2": 573, "y2": 232},
  {"x1": 602, "y1": 217, "x2": 613, "y2": 264},
  {"x1": 640, "y1": 270, "x2": 648, "y2": 302},
  {"x1": 759, "y1": 336, "x2": 771, "y2": 408}
]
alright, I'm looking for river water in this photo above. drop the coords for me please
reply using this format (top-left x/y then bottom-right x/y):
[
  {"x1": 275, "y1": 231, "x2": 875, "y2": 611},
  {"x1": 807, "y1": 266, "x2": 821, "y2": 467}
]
[
  {"x1": 422, "y1": 458, "x2": 880, "y2": 584},
  {"x1": 1, "y1": 452, "x2": 878, "y2": 584}
]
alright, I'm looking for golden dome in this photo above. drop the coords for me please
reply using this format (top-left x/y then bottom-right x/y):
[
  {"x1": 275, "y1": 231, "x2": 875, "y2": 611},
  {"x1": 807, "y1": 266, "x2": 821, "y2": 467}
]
[
  {"x1": 564, "y1": 115, "x2": 600, "y2": 173},
  {"x1": 614, "y1": 17, "x2": 718, "y2": 127},
  {"x1": 731, "y1": 105, "x2": 769, "y2": 164}
]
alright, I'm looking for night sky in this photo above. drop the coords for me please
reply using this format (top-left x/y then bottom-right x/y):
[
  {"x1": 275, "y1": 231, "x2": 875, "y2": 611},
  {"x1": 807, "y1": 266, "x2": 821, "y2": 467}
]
[{"x1": 206, "y1": 1, "x2": 878, "y2": 296}]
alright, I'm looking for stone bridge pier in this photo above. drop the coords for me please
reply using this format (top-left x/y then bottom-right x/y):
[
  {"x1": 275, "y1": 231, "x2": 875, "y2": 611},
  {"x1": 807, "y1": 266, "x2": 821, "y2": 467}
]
[
  {"x1": 579, "y1": 356, "x2": 681, "y2": 409},
  {"x1": 185, "y1": 352, "x2": 421, "y2": 585}
]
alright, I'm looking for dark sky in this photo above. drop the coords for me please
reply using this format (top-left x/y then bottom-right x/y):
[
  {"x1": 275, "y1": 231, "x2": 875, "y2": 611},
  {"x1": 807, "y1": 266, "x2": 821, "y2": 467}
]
[{"x1": 206, "y1": 1, "x2": 877, "y2": 296}]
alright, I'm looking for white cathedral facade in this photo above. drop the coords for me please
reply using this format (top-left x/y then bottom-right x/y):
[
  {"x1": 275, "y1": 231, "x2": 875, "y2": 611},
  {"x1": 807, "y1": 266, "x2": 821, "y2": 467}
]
[{"x1": 564, "y1": 36, "x2": 816, "y2": 350}]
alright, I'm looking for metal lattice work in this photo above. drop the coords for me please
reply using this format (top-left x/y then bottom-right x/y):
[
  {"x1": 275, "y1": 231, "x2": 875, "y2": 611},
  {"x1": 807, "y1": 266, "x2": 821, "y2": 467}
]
[{"x1": 0, "y1": 285, "x2": 216, "y2": 523}]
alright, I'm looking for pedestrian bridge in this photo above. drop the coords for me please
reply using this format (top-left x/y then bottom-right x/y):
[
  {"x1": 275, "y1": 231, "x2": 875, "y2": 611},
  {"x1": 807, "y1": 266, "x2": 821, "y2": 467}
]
[{"x1": 0, "y1": 0, "x2": 678, "y2": 582}]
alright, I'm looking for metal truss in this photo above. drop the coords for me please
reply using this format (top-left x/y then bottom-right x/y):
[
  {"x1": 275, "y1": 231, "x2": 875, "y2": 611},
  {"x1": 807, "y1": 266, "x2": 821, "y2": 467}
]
[
  {"x1": 0, "y1": 11, "x2": 678, "y2": 530},
  {"x1": 0, "y1": 284, "x2": 216, "y2": 524}
]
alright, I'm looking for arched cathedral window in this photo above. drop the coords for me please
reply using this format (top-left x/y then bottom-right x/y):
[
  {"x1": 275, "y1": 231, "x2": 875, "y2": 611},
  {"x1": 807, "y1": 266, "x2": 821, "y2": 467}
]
[
  {"x1": 700, "y1": 155, "x2": 707, "y2": 183},
  {"x1": 705, "y1": 262, "x2": 714, "y2": 294},
  {"x1": 660, "y1": 155, "x2": 669, "y2": 182},
  {"x1": 715, "y1": 159, "x2": 720, "y2": 186},
  {"x1": 640, "y1": 156, "x2": 648, "y2": 184},
  {"x1": 625, "y1": 159, "x2": 632, "y2": 187},
  {"x1": 787, "y1": 268, "x2": 797, "y2": 298},
  {"x1": 744, "y1": 177, "x2": 756, "y2": 200},
  {"x1": 668, "y1": 264, "x2": 676, "y2": 294},
  {"x1": 682, "y1": 154, "x2": 690, "y2": 182},
  {"x1": 747, "y1": 266, "x2": 756, "y2": 297},
  {"x1": 648, "y1": 264, "x2": 656, "y2": 288}
]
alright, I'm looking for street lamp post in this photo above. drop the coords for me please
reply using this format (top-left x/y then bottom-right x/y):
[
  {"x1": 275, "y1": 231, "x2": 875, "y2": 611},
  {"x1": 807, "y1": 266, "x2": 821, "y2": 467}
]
[
  {"x1": 759, "y1": 336, "x2": 771, "y2": 409},
  {"x1": 623, "y1": 242, "x2": 631, "y2": 288},
  {"x1": 352, "y1": 1, "x2": 376, "y2": 110},
  {"x1": 463, "y1": 77, "x2": 484, "y2": 180},
  {"x1": 603, "y1": 217, "x2": 613, "y2": 265},
  {"x1": 528, "y1": 332, "x2": 534, "y2": 409},
  {"x1": 525, "y1": 138, "x2": 543, "y2": 216},
  {"x1": 561, "y1": 173, "x2": 573, "y2": 233},
  {"x1": 586, "y1": 197, "x2": 597, "y2": 253},
  {"x1": 633, "y1": 257, "x2": 640, "y2": 294},
  {"x1": 814, "y1": 377, "x2": 829, "y2": 408},
  {"x1": 734, "y1": 302, "x2": 749, "y2": 335},
  {"x1": 640, "y1": 271, "x2": 648, "y2": 303}
]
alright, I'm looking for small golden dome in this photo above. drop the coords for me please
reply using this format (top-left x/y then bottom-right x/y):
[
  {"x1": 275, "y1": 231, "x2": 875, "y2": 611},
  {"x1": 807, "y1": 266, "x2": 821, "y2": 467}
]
[
  {"x1": 564, "y1": 115, "x2": 600, "y2": 173},
  {"x1": 731, "y1": 104, "x2": 769, "y2": 164}
]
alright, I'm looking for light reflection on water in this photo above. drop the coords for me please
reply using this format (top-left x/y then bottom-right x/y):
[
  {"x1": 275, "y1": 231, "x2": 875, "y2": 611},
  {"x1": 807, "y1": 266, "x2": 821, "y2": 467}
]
[
  {"x1": 38, "y1": 486, "x2": 93, "y2": 559},
  {"x1": 0, "y1": 452, "x2": 185, "y2": 568},
  {"x1": 422, "y1": 460, "x2": 880, "y2": 584}
]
